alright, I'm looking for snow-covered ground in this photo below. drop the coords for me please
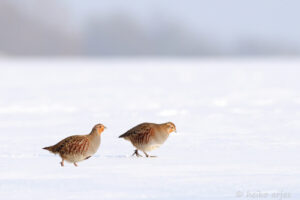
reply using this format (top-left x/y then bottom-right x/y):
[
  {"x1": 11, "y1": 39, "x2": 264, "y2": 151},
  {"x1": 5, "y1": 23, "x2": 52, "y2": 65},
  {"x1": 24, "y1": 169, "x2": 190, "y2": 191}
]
[{"x1": 0, "y1": 58, "x2": 299, "y2": 200}]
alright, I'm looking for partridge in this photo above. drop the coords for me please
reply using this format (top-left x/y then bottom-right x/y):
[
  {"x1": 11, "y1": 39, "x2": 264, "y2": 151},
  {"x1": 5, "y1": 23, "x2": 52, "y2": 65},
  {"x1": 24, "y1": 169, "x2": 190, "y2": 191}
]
[
  {"x1": 43, "y1": 123, "x2": 106, "y2": 167},
  {"x1": 119, "y1": 122, "x2": 176, "y2": 157}
]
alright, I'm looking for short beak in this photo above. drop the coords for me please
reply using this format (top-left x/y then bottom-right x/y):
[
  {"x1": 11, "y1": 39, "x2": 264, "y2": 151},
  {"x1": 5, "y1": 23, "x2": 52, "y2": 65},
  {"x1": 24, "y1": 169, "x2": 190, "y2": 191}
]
[
  {"x1": 174, "y1": 128, "x2": 177, "y2": 133},
  {"x1": 104, "y1": 126, "x2": 107, "y2": 129}
]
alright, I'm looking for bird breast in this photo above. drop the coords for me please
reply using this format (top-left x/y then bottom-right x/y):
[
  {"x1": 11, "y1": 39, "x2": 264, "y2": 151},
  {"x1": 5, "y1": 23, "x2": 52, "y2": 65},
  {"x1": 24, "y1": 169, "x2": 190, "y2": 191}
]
[
  {"x1": 153, "y1": 129, "x2": 169, "y2": 144},
  {"x1": 86, "y1": 134, "x2": 101, "y2": 155}
]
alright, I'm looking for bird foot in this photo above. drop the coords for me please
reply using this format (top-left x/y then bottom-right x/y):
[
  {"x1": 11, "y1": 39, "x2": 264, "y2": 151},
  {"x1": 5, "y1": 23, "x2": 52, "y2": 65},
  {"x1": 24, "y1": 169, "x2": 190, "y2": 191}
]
[
  {"x1": 60, "y1": 161, "x2": 64, "y2": 167},
  {"x1": 143, "y1": 152, "x2": 157, "y2": 158},
  {"x1": 132, "y1": 150, "x2": 142, "y2": 157},
  {"x1": 74, "y1": 162, "x2": 78, "y2": 167}
]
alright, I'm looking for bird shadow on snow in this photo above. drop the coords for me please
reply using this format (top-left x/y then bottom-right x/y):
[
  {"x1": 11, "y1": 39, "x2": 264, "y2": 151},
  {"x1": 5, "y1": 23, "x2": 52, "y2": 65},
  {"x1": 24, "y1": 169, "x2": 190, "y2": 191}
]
[
  {"x1": 39, "y1": 153, "x2": 152, "y2": 159},
  {"x1": 95, "y1": 155, "x2": 157, "y2": 159},
  {"x1": 94, "y1": 154, "x2": 129, "y2": 158},
  {"x1": 38, "y1": 153, "x2": 128, "y2": 158}
]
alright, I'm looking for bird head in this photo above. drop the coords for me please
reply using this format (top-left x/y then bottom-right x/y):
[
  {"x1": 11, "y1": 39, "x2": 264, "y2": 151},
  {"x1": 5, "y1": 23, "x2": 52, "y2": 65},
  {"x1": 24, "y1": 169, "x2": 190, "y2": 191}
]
[
  {"x1": 93, "y1": 123, "x2": 106, "y2": 135},
  {"x1": 166, "y1": 122, "x2": 176, "y2": 133}
]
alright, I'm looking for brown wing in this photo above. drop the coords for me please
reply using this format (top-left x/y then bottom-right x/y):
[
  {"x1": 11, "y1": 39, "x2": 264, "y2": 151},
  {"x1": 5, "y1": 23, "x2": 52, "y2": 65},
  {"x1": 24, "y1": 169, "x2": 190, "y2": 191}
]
[
  {"x1": 52, "y1": 135, "x2": 90, "y2": 155},
  {"x1": 119, "y1": 123, "x2": 154, "y2": 144}
]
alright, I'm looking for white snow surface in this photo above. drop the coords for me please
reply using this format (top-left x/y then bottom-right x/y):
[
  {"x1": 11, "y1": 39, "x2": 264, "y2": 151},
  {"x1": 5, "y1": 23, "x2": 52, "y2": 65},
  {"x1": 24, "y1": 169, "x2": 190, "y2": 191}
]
[{"x1": 0, "y1": 58, "x2": 299, "y2": 200}]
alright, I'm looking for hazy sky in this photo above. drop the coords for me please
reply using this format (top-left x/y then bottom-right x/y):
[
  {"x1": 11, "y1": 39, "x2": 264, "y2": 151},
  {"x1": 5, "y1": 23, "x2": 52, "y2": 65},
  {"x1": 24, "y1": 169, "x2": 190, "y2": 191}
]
[
  {"x1": 61, "y1": 0, "x2": 300, "y2": 42},
  {"x1": 5, "y1": 0, "x2": 300, "y2": 55}
]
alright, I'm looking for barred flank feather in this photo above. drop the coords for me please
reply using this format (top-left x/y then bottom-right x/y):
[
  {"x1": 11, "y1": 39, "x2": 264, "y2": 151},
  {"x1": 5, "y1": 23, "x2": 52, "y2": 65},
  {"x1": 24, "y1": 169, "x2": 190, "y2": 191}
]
[{"x1": 119, "y1": 123, "x2": 154, "y2": 148}]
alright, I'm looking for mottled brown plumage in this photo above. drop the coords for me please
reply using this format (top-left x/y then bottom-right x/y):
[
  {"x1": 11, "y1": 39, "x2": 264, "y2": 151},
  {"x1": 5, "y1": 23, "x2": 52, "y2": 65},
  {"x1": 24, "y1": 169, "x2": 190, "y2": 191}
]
[
  {"x1": 119, "y1": 122, "x2": 176, "y2": 157},
  {"x1": 43, "y1": 123, "x2": 106, "y2": 167}
]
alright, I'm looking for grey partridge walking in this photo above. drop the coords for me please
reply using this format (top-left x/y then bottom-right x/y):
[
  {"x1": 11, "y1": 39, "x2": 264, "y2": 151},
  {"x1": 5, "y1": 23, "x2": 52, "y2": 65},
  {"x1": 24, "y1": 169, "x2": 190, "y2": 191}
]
[
  {"x1": 43, "y1": 123, "x2": 106, "y2": 167},
  {"x1": 119, "y1": 122, "x2": 176, "y2": 157}
]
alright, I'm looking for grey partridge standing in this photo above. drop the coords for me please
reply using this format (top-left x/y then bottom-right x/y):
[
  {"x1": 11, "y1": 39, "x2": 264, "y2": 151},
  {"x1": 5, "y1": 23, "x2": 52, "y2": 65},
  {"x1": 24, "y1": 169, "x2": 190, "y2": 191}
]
[
  {"x1": 119, "y1": 122, "x2": 176, "y2": 157},
  {"x1": 43, "y1": 123, "x2": 106, "y2": 167}
]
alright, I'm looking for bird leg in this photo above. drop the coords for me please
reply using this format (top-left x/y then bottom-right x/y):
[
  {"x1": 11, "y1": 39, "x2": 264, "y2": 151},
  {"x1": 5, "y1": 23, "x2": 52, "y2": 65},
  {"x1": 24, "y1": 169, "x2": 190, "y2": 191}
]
[
  {"x1": 143, "y1": 151, "x2": 149, "y2": 157},
  {"x1": 60, "y1": 159, "x2": 64, "y2": 167},
  {"x1": 132, "y1": 149, "x2": 142, "y2": 157},
  {"x1": 143, "y1": 151, "x2": 157, "y2": 158},
  {"x1": 73, "y1": 162, "x2": 78, "y2": 167}
]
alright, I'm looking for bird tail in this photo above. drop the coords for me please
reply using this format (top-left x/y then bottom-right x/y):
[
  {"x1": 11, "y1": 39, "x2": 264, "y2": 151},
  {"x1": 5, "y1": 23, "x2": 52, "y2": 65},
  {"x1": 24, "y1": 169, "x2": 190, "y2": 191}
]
[
  {"x1": 119, "y1": 134, "x2": 130, "y2": 141},
  {"x1": 43, "y1": 146, "x2": 56, "y2": 153}
]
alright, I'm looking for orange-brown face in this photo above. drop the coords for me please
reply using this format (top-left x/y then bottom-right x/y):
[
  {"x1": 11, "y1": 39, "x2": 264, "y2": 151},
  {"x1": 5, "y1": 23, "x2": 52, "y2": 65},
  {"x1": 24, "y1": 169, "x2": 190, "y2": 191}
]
[
  {"x1": 95, "y1": 124, "x2": 106, "y2": 135},
  {"x1": 166, "y1": 122, "x2": 176, "y2": 133}
]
